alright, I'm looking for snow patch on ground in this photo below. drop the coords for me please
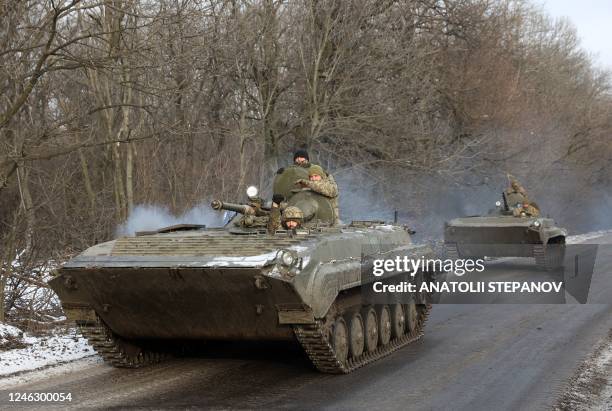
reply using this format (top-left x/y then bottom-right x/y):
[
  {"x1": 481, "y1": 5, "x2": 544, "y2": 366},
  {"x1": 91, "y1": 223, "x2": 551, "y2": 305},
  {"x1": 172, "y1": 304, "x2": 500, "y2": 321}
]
[
  {"x1": 566, "y1": 229, "x2": 612, "y2": 244},
  {"x1": 0, "y1": 324, "x2": 23, "y2": 344},
  {"x1": 0, "y1": 356, "x2": 102, "y2": 389},
  {"x1": 0, "y1": 324, "x2": 95, "y2": 378},
  {"x1": 554, "y1": 330, "x2": 612, "y2": 411}
]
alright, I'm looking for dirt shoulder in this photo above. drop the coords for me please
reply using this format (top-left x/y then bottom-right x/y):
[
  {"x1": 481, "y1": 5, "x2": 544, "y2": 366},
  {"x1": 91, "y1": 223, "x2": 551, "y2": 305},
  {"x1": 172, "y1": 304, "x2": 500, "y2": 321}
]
[{"x1": 555, "y1": 329, "x2": 612, "y2": 410}]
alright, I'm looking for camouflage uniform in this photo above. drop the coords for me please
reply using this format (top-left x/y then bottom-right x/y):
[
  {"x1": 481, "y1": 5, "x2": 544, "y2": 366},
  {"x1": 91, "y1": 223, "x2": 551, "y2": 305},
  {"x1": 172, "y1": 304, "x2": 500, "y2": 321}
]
[
  {"x1": 523, "y1": 203, "x2": 540, "y2": 217},
  {"x1": 512, "y1": 202, "x2": 540, "y2": 218},
  {"x1": 237, "y1": 215, "x2": 268, "y2": 227},
  {"x1": 505, "y1": 176, "x2": 541, "y2": 217},
  {"x1": 296, "y1": 165, "x2": 340, "y2": 225},
  {"x1": 267, "y1": 206, "x2": 282, "y2": 234},
  {"x1": 505, "y1": 177, "x2": 529, "y2": 202}
]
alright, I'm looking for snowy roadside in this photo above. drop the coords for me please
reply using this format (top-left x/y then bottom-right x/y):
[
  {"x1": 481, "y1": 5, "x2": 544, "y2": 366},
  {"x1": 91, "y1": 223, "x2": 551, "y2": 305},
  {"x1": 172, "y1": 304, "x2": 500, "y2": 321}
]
[
  {"x1": 566, "y1": 229, "x2": 612, "y2": 244},
  {"x1": 555, "y1": 330, "x2": 612, "y2": 411},
  {"x1": 0, "y1": 356, "x2": 102, "y2": 390},
  {"x1": 0, "y1": 324, "x2": 95, "y2": 378}
]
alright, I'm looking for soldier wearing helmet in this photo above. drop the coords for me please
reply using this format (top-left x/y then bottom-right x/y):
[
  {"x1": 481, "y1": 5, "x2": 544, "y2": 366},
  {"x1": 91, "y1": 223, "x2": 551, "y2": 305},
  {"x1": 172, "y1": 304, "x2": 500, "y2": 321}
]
[
  {"x1": 295, "y1": 165, "x2": 340, "y2": 225},
  {"x1": 282, "y1": 206, "x2": 304, "y2": 229},
  {"x1": 504, "y1": 174, "x2": 543, "y2": 218},
  {"x1": 505, "y1": 175, "x2": 529, "y2": 201}
]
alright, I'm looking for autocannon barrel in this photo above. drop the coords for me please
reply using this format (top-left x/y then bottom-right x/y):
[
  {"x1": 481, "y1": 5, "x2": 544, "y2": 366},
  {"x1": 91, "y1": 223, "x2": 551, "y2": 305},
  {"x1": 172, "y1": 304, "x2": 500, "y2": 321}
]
[{"x1": 210, "y1": 200, "x2": 253, "y2": 215}]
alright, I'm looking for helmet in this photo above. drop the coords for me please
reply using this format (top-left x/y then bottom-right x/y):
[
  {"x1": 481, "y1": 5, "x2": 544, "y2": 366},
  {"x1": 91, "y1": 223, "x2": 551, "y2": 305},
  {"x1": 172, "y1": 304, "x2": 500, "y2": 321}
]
[
  {"x1": 283, "y1": 206, "x2": 304, "y2": 221},
  {"x1": 308, "y1": 164, "x2": 325, "y2": 178}
]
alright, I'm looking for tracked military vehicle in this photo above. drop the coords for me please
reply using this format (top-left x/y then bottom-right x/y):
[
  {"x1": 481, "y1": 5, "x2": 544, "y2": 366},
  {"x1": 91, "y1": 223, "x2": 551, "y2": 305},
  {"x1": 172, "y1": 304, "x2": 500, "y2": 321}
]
[
  {"x1": 49, "y1": 169, "x2": 434, "y2": 374},
  {"x1": 444, "y1": 191, "x2": 567, "y2": 270}
]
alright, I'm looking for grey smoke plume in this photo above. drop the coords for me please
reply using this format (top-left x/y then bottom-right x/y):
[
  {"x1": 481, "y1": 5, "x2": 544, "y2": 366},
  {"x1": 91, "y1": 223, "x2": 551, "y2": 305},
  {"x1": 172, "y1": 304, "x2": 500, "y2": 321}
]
[
  {"x1": 321, "y1": 146, "x2": 612, "y2": 240},
  {"x1": 116, "y1": 203, "x2": 225, "y2": 237}
]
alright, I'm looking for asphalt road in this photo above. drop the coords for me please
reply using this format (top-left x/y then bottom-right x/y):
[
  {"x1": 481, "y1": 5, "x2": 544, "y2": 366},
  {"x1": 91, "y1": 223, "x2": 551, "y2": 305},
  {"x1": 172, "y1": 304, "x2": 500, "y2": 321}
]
[{"x1": 2, "y1": 235, "x2": 611, "y2": 411}]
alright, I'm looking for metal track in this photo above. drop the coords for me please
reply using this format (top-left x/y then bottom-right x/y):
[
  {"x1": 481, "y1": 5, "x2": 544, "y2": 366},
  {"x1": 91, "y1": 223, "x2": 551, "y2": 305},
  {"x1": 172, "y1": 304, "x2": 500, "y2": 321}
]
[
  {"x1": 445, "y1": 243, "x2": 460, "y2": 259},
  {"x1": 533, "y1": 244, "x2": 546, "y2": 269},
  {"x1": 294, "y1": 305, "x2": 430, "y2": 374},
  {"x1": 78, "y1": 317, "x2": 166, "y2": 368},
  {"x1": 534, "y1": 243, "x2": 565, "y2": 271}
]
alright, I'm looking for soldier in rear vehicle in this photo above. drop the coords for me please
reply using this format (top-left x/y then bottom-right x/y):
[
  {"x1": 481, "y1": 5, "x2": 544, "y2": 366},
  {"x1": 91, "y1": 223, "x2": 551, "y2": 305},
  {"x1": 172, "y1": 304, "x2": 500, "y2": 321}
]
[
  {"x1": 505, "y1": 175, "x2": 529, "y2": 202},
  {"x1": 513, "y1": 201, "x2": 541, "y2": 218}
]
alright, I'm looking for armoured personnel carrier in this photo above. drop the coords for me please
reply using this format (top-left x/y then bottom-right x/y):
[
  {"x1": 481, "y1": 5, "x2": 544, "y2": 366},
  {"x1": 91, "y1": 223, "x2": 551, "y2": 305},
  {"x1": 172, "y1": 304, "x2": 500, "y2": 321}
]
[
  {"x1": 444, "y1": 191, "x2": 567, "y2": 270},
  {"x1": 49, "y1": 170, "x2": 434, "y2": 374}
]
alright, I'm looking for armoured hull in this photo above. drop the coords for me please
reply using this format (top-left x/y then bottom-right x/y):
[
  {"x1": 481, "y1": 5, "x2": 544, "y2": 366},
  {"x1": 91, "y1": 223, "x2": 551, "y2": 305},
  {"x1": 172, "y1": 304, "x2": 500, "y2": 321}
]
[
  {"x1": 444, "y1": 215, "x2": 567, "y2": 269},
  {"x1": 52, "y1": 266, "x2": 301, "y2": 340},
  {"x1": 49, "y1": 223, "x2": 434, "y2": 373}
]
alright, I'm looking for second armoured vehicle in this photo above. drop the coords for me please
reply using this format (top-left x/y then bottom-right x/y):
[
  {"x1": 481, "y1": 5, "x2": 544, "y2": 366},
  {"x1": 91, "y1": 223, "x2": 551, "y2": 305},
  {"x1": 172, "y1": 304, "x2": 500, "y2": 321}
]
[
  {"x1": 48, "y1": 169, "x2": 435, "y2": 374},
  {"x1": 444, "y1": 191, "x2": 567, "y2": 270}
]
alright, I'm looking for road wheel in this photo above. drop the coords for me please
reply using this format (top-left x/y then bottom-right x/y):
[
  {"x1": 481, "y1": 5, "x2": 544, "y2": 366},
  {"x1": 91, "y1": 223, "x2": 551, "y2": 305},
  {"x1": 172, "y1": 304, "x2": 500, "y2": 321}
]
[
  {"x1": 362, "y1": 307, "x2": 378, "y2": 352},
  {"x1": 347, "y1": 312, "x2": 365, "y2": 358},
  {"x1": 403, "y1": 301, "x2": 418, "y2": 335},
  {"x1": 331, "y1": 317, "x2": 349, "y2": 364},
  {"x1": 390, "y1": 304, "x2": 405, "y2": 338},
  {"x1": 377, "y1": 305, "x2": 392, "y2": 346}
]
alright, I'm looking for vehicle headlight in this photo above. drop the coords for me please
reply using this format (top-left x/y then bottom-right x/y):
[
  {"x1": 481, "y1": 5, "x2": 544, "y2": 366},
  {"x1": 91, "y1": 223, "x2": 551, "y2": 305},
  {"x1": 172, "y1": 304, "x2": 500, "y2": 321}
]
[
  {"x1": 495, "y1": 201, "x2": 501, "y2": 207},
  {"x1": 246, "y1": 185, "x2": 259, "y2": 199},
  {"x1": 278, "y1": 250, "x2": 298, "y2": 267},
  {"x1": 533, "y1": 220, "x2": 541, "y2": 227}
]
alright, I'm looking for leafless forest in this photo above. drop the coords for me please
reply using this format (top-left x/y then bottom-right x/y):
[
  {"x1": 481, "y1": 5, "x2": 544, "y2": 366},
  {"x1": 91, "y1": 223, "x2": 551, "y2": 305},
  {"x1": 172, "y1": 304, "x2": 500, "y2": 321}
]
[{"x1": 1, "y1": 0, "x2": 611, "y2": 323}]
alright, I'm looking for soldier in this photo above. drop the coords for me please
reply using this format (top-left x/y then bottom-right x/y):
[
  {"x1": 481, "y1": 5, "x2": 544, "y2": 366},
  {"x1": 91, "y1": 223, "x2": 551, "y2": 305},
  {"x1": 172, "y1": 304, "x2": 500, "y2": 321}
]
[
  {"x1": 505, "y1": 175, "x2": 529, "y2": 201},
  {"x1": 296, "y1": 165, "x2": 340, "y2": 225},
  {"x1": 282, "y1": 206, "x2": 304, "y2": 230},
  {"x1": 267, "y1": 194, "x2": 286, "y2": 234},
  {"x1": 523, "y1": 202, "x2": 540, "y2": 217},
  {"x1": 274, "y1": 149, "x2": 312, "y2": 178},
  {"x1": 293, "y1": 149, "x2": 310, "y2": 168},
  {"x1": 512, "y1": 202, "x2": 540, "y2": 217}
]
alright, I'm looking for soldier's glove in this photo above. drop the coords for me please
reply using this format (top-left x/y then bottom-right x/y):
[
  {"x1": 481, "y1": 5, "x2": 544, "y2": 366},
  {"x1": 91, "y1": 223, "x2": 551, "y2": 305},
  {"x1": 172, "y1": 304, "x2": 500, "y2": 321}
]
[
  {"x1": 295, "y1": 179, "x2": 310, "y2": 187},
  {"x1": 272, "y1": 194, "x2": 285, "y2": 205}
]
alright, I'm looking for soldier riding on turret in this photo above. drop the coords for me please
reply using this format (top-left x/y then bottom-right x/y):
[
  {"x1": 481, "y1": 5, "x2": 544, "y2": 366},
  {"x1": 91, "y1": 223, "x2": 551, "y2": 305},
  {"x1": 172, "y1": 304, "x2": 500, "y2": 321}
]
[
  {"x1": 505, "y1": 175, "x2": 529, "y2": 202},
  {"x1": 504, "y1": 174, "x2": 540, "y2": 218},
  {"x1": 295, "y1": 165, "x2": 340, "y2": 225}
]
